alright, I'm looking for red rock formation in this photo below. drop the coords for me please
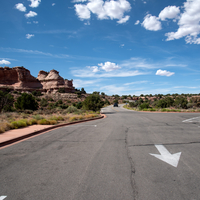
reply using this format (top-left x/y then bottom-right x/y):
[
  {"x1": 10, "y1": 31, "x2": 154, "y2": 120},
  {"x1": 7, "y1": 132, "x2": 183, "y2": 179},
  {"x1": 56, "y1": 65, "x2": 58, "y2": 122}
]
[
  {"x1": 37, "y1": 69, "x2": 75, "y2": 93},
  {"x1": 0, "y1": 67, "x2": 75, "y2": 93},
  {"x1": 0, "y1": 66, "x2": 42, "y2": 90}
]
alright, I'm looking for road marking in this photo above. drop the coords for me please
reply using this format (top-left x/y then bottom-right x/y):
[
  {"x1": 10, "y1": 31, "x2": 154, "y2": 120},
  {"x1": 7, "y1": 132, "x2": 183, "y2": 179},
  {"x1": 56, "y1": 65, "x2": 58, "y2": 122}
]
[
  {"x1": 150, "y1": 145, "x2": 181, "y2": 168},
  {"x1": 112, "y1": 107, "x2": 119, "y2": 112},
  {"x1": 0, "y1": 196, "x2": 7, "y2": 200},
  {"x1": 182, "y1": 116, "x2": 200, "y2": 123}
]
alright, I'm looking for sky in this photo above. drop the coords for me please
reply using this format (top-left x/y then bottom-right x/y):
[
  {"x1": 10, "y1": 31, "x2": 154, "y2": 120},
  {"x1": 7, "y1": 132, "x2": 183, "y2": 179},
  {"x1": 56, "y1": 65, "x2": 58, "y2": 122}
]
[{"x1": 0, "y1": 0, "x2": 200, "y2": 96}]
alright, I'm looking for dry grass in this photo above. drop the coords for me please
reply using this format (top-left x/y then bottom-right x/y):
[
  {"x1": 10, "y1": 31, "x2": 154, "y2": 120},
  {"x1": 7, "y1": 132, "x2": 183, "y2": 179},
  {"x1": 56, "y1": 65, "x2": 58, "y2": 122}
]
[{"x1": 0, "y1": 110, "x2": 101, "y2": 134}]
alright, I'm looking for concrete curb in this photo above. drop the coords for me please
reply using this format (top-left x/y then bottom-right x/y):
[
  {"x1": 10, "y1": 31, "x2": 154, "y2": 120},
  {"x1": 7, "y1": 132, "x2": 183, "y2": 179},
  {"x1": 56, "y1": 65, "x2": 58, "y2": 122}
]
[{"x1": 0, "y1": 115, "x2": 105, "y2": 148}]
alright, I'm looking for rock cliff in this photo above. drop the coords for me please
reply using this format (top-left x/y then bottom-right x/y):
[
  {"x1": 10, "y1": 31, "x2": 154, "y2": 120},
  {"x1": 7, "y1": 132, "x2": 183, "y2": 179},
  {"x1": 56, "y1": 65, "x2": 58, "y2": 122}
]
[{"x1": 0, "y1": 66, "x2": 75, "y2": 93}]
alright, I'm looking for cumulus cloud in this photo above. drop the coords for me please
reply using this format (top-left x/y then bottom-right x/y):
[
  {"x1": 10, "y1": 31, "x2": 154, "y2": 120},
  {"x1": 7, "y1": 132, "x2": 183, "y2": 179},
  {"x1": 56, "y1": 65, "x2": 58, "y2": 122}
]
[
  {"x1": 0, "y1": 59, "x2": 11, "y2": 65},
  {"x1": 117, "y1": 15, "x2": 130, "y2": 24},
  {"x1": 26, "y1": 34, "x2": 35, "y2": 39},
  {"x1": 159, "y1": 6, "x2": 180, "y2": 21},
  {"x1": 74, "y1": 4, "x2": 90, "y2": 20},
  {"x1": 28, "y1": 0, "x2": 41, "y2": 8},
  {"x1": 25, "y1": 11, "x2": 37, "y2": 18},
  {"x1": 98, "y1": 61, "x2": 121, "y2": 72},
  {"x1": 156, "y1": 69, "x2": 174, "y2": 76},
  {"x1": 15, "y1": 3, "x2": 26, "y2": 12},
  {"x1": 165, "y1": 0, "x2": 200, "y2": 44},
  {"x1": 135, "y1": 20, "x2": 140, "y2": 25},
  {"x1": 74, "y1": 0, "x2": 131, "y2": 24},
  {"x1": 142, "y1": 14, "x2": 162, "y2": 31}
]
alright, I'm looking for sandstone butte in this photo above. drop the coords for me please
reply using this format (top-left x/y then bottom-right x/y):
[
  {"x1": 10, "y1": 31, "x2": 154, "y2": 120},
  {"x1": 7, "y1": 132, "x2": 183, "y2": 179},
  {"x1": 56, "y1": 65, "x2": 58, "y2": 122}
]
[{"x1": 0, "y1": 66, "x2": 75, "y2": 93}]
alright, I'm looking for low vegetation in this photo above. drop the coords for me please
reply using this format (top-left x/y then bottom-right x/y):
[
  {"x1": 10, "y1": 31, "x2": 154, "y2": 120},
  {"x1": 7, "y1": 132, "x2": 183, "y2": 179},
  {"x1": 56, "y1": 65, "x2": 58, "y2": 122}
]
[
  {"x1": 125, "y1": 94, "x2": 200, "y2": 112},
  {"x1": 0, "y1": 90, "x2": 104, "y2": 134}
]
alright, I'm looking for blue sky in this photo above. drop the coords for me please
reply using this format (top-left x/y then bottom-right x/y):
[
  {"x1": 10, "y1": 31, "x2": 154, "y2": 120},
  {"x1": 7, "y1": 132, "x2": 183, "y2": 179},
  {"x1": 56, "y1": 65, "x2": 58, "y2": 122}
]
[{"x1": 1, "y1": 0, "x2": 200, "y2": 95}]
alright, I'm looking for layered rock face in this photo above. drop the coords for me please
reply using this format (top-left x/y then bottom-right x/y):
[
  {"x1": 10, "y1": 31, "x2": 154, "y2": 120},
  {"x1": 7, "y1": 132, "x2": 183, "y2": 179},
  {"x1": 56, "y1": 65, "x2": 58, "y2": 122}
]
[
  {"x1": 37, "y1": 69, "x2": 74, "y2": 93},
  {"x1": 0, "y1": 66, "x2": 42, "y2": 90},
  {"x1": 0, "y1": 67, "x2": 75, "y2": 93}
]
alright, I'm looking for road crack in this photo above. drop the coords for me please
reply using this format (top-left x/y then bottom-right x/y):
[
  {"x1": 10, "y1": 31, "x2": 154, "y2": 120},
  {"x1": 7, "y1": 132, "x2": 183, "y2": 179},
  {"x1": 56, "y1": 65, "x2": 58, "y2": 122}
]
[{"x1": 125, "y1": 127, "x2": 138, "y2": 200}]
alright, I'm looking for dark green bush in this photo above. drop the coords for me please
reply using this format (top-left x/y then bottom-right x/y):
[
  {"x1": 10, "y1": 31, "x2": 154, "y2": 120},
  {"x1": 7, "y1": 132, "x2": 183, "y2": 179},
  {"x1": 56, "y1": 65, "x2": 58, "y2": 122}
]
[
  {"x1": 40, "y1": 98, "x2": 49, "y2": 107},
  {"x1": 58, "y1": 88, "x2": 65, "y2": 93},
  {"x1": 82, "y1": 94, "x2": 104, "y2": 111},
  {"x1": 32, "y1": 90, "x2": 42, "y2": 96},
  {"x1": 174, "y1": 97, "x2": 188, "y2": 109},
  {"x1": 15, "y1": 93, "x2": 38, "y2": 111},
  {"x1": 139, "y1": 102, "x2": 150, "y2": 110},
  {"x1": 0, "y1": 91, "x2": 14, "y2": 112}
]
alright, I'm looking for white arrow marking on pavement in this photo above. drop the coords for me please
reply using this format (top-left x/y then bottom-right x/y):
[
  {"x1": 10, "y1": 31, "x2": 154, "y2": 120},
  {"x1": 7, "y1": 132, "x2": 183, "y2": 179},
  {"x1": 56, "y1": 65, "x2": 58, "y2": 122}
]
[
  {"x1": 0, "y1": 196, "x2": 7, "y2": 200},
  {"x1": 150, "y1": 145, "x2": 181, "y2": 168}
]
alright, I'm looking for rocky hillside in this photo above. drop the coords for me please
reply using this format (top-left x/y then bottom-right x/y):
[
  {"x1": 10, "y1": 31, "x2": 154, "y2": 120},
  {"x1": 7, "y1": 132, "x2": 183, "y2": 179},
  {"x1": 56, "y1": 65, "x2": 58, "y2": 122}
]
[{"x1": 0, "y1": 66, "x2": 75, "y2": 94}]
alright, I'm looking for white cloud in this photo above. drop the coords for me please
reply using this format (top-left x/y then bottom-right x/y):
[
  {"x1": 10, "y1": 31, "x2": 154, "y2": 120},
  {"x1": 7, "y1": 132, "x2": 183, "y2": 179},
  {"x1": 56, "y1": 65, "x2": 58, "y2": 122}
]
[
  {"x1": 72, "y1": 0, "x2": 87, "y2": 2},
  {"x1": 100, "y1": 84, "x2": 130, "y2": 95},
  {"x1": 28, "y1": 0, "x2": 41, "y2": 8},
  {"x1": 165, "y1": 0, "x2": 200, "y2": 44},
  {"x1": 74, "y1": 4, "x2": 91, "y2": 20},
  {"x1": 74, "y1": 0, "x2": 131, "y2": 24},
  {"x1": 33, "y1": 21, "x2": 38, "y2": 24},
  {"x1": 156, "y1": 69, "x2": 175, "y2": 77},
  {"x1": 73, "y1": 79, "x2": 100, "y2": 88},
  {"x1": 52, "y1": 3, "x2": 55, "y2": 6},
  {"x1": 88, "y1": 66, "x2": 99, "y2": 72},
  {"x1": 117, "y1": 15, "x2": 130, "y2": 24},
  {"x1": 124, "y1": 80, "x2": 148, "y2": 86},
  {"x1": 98, "y1": 61, "x2": 121, "y2": 72},
  {"x1": 26, "y1": 34, "x2": 34, "y2": 39},
  {"x1": 142, "y1": 14, "x2": 162, "y2": 31},
  {"x1": 15, "y1": 3, "x2": 26, "y2": 12},
  {"x1": 135, "y1": 20, "x2": 140, "y2": 25},
  {"x1": 25, "y1": 11, "x2": 38, "y2": 18},
  {"x1": 0, "y1": 59, "x2": 11, "y2": 65},
  {"x1": 159, "y1": 6, "x2": 180, "y2": 21}
]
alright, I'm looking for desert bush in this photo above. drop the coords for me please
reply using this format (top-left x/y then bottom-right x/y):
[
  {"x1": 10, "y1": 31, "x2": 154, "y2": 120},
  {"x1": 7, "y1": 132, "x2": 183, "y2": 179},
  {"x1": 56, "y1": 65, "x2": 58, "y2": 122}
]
[
  {"x1": 129, "y1": 102, "x2": 137, "y2": 107},
  {"x1": 15, "y1": 93, "x2": 38, "y2": 110},
  {"x1": 65, "y1": 106, "x2": 78, "y2": 113},
  {"x1": 40, "y1": 98, "x2": 49, "y2": 107},
  {"x1": 58, "y1": 88, "x2": 65, "y2": 93},
  {"x1": 75, "y1": 102, "x2": 83, "y2": 109},
  {"x1": 174, "y1": 97, "x2": 188, "y2": 109},
  {"x1": 0, "y1": 122, "x2": 11, "y2": 133},
  {"x1": 0, "y1": 90, "x2": 14, "y2": 112},
  {"x1": 37, "y1": 119, "x2": 50, "y2": 125},
  {"x1": 10, "y1": 120, "x2": 27, "y2": 129},
  {"x1": 32, "y1": 114, "x2": 44, "y2": 120},
  {"x1": 82, "y1": 94, "x2": 104, "y2": 111},
  {"x1": 32, "y1": 90, "x2": 42, "y2": 96},
  {"x1": 28, "y1": 118, "x2": 38, "y2": 125},
  {"x1": 139, "y1": 102, "x2": 150, "y2": 110}
]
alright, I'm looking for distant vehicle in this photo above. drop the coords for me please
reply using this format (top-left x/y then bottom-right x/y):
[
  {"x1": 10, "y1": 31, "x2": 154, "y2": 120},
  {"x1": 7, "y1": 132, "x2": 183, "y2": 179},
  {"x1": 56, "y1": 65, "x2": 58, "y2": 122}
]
[{"x1": 113, "y1": 102, "x2": 118, "y2": 107}]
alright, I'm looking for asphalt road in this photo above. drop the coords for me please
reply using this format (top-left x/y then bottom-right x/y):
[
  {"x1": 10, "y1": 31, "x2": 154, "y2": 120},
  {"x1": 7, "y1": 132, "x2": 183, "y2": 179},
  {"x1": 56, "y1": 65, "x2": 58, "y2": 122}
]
[{"x1": 1, "y1": 105, "x2": 200, "y2": 200}]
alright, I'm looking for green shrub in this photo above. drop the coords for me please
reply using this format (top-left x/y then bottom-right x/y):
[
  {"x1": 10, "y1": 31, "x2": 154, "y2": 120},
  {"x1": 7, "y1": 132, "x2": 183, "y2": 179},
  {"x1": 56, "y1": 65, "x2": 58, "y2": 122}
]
[
  {"x1": 75, "y1": 102, "x2": 83, "y2": 109},
  {"x1": 139, "y1": 102, "x2": 150, "y2": 110},
  {"x1": 82, "y1": 94, "x2": 104, "y2": 111},
  {"x1": 15, "y1": 93, "x2": 38, "y2": 110},
  {"x1": 10, "y1": 120, "x2": 27, "y2": 129},
  {"x1": 58, "y1": 88, "x2": 65, "y2": 93},
  {"x1": 32, "y1": 91, "x2": 42, "y2": 96},
  {"x1": 174, "y1": 97, "x2": 188, "y2": 109},
  {"x1": 65, "y1": 106, "x2": 78, "y2": 113},
  {"x1": 33, "y1": 114, "x2": 44, "y2": 120},
  {"x1": 37, "y1": 119, "x2": 50, "y2": 125},
  {"x1": 0, "y1": 91, "x2": 14, "y2": 112},
  {"x1": 40, "y1": 98, "x2": 49, "y2": 107}
]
